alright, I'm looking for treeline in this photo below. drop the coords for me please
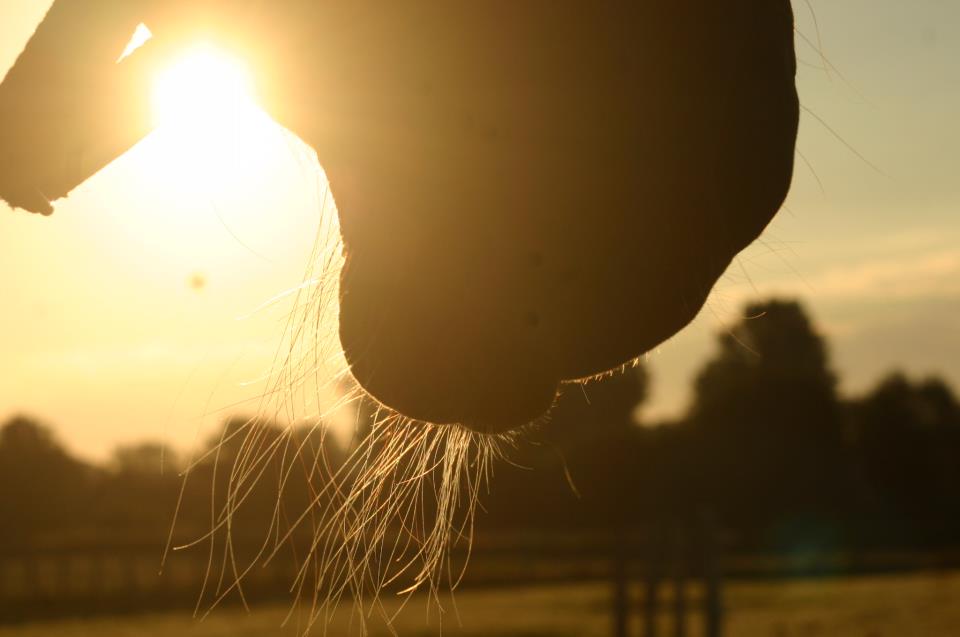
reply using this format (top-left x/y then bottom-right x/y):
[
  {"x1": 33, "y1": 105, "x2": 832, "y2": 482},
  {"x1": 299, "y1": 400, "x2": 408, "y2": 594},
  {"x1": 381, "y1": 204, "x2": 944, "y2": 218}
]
[
  {"x1": 2, "y1": 298, "x2": 959, "y2": 555},
  {"x1": 0, "y1": 415, "x2": 345, "y2": 552},
  {"x1": 486, "y1": 299, "x2": 960, "y2": 553}
]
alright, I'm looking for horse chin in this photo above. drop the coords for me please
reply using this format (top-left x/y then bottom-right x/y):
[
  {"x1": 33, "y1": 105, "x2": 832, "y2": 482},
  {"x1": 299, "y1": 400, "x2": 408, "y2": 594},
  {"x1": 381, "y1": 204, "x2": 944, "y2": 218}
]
[{"x1": 338, "y1": 289, "x2": 562, "y2": 434}]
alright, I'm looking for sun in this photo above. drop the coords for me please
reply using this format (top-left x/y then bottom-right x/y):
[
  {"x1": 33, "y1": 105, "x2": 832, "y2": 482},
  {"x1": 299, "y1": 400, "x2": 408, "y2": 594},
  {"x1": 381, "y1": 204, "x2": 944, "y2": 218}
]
[
  {"x1": 105, "y1": 30, "x2": 328, "y2": 285},
  {"x1": 137, "y1": 39, "x2": 287, "y2": 195},
  {"x1": 152, "y1": 44, "x2": 255, "y2": 133}
]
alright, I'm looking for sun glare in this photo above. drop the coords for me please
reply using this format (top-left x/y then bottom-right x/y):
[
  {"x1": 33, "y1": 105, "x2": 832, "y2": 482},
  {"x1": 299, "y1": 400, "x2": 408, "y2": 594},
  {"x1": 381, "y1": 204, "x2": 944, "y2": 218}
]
[
  {"x1": 138, "y1": 42, "x2": 288, "y2": 195},
  {"x1": 152, "y1": 44, "x2": 255, "y2": 135}
]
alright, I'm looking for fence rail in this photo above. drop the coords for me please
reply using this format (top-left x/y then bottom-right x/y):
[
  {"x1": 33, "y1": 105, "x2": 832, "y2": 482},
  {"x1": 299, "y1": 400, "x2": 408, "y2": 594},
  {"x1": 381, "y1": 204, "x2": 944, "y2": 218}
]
[
  {"x1": 4, "y1": 527, "x2": 960, "y2": 636},
  {"x1": 0, "y1": 522, "x2": 724, "y2": 637}
]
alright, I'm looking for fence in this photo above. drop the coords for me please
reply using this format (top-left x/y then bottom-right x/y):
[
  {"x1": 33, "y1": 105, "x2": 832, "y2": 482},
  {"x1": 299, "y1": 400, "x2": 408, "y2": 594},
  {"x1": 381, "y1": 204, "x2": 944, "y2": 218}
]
[{"x1": 0, "y1": 522, "x2": 724, "y2": 635}]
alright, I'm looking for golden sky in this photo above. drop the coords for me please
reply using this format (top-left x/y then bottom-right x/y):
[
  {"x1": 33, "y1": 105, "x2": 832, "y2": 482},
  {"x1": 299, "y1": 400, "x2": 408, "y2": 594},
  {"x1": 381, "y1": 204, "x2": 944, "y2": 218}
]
[{"x1": 1, "y1": 1, "x2": 959, "y2": 460}]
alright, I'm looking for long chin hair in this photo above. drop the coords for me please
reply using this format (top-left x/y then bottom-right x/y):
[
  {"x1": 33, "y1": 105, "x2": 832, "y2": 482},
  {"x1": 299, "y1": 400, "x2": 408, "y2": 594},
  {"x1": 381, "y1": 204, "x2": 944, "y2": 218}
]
[{"x1": 165, "y1": 159, "x2": 525, "y2": 635}]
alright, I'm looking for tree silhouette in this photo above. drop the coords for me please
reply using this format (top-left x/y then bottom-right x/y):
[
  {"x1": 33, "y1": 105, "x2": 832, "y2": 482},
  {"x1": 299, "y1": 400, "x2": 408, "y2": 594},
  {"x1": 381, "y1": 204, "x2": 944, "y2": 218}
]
[
  {"x1": 112, "y1": 442, "x2": 177, "y2": 475},
  {"x1": 687, "y1": 300, "x2": 850, "y2": 540},
  {"x1": 850, "y1": 372, "x2": 960, "y2": 536},
  {"x1": 0, "y1": 416, "x2": 92, "y2": 543}
]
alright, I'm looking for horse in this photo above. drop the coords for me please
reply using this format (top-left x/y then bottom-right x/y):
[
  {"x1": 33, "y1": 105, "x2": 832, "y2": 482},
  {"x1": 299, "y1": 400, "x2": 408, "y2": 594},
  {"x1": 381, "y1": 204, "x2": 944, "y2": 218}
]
[
  {"x1": 0, "y1": 1, "x2": 799, "y2": 626},
  {"x1": 0, "y1": 0, "x2": 798, "y2": 434}
]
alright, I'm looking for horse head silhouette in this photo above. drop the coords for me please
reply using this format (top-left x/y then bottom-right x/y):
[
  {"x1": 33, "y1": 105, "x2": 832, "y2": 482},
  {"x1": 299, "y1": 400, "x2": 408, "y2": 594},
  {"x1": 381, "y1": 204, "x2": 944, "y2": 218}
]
[{"x1": 0, "y1": 1, "x2": 799, "y2": 434}]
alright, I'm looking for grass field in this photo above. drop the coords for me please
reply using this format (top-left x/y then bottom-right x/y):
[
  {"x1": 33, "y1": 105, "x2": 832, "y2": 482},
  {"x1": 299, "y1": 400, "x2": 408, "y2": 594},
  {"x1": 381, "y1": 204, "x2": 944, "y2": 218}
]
[{"x1": 3, "y1": 570, "x2": 960, "y2": 637}]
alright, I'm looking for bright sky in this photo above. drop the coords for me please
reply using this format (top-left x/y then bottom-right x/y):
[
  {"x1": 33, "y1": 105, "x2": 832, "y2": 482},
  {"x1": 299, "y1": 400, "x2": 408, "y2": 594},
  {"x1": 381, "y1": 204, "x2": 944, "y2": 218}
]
[{"x1": 1, "y1": 1, "x2": 958, "y2": 460}]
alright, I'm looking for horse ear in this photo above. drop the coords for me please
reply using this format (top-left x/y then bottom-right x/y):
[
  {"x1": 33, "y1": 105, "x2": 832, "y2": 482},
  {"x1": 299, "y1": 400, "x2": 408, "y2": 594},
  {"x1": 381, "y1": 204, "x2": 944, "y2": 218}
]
[{"x1": 0, "y1": 0, "x2": 159, "y2": 213}]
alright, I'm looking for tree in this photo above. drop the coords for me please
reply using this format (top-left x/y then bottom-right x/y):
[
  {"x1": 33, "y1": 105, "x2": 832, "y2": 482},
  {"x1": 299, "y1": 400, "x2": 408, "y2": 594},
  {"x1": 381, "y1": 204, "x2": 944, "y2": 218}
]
[
  {"x1": 112, "y1": 442, "x2": 177, "y2": 475},
  {"x1": 850, "y1": 372, "x2": 960, "y2": 534},
  {"x1": 0, "y1": 416, "x2": 92, "y2": 542},
  {"x1": 691, "y1": 299, "x2": 836, "y2": 419},
  {"x1": 686, "y1": 299, "x2": 850, "y2": 538}
]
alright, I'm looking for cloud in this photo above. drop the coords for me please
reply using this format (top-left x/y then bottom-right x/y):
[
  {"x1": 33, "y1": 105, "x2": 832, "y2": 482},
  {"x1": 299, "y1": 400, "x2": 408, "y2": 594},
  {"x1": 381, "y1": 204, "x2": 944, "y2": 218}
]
[
  {"x1": 719, "y1": 248, "x2": 960, "y2": 308},
  {"x1": 803, "y1": 250, "x2": 960, "y2": 300}
]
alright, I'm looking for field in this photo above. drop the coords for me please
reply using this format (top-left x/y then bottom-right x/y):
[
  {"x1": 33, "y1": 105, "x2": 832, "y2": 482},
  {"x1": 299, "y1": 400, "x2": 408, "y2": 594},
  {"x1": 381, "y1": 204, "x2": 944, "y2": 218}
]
[{"x1": 3, "y1": 570, "x2": 960, "y2": 637}]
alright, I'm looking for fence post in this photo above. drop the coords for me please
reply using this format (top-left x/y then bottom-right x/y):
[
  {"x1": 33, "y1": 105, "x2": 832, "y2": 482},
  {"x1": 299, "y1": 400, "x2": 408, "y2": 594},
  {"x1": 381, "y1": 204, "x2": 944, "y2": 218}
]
[
  {"x1": 612, "y1": 523, "x2": 630, "y2": 637},
  {"x1": 701, "y1": 511, "x2": 723, "y2": 637},
  {"x1": 672, "y1": 524, "x2": 687, "y2": 637},
  {"x1": 643, "y1": 524, "x2": 662, "y2": 637}
]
